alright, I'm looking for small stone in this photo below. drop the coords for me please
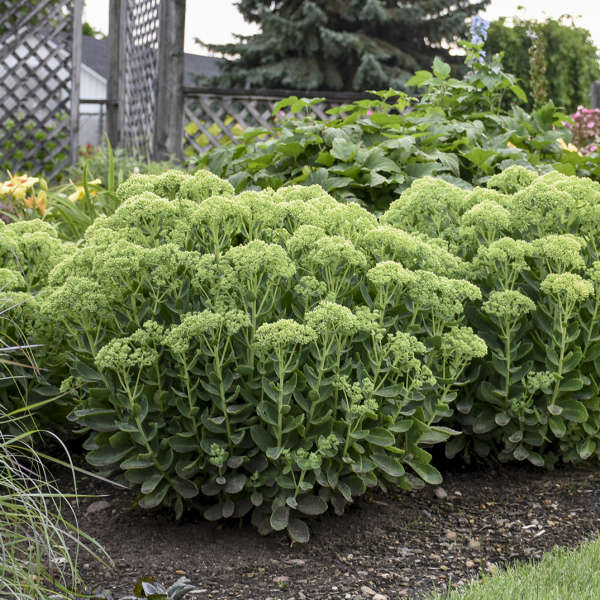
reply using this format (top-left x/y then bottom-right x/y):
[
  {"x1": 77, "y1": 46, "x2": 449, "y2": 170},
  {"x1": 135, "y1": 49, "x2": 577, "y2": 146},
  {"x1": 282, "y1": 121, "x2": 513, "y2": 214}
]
[
  {"x1": 468, "y1": 539, "x2": 481, "y2": 551},
  {"x1": 298, "y1": 593, "x2": 306, "y2": 600},
  {"x1": 465, "y1": 560, "x2": 476, "y2": 568},
  {"x1": 434, "y1": 486, "x2": 448, "y2": 500},
  {"x1": 446, "y1": 530, "x2": 457, "y2": 541},
  {"x1": 288, "y1": 559, "x2": 306, "y2": 566},
  {"x1": 361, "y1": 585, "x2": 376, "y2": 596},
  {"x1": 175, "y1": 570, "x2": 185, "y2": 575},
  {"x1": 440, "y1": 565, "x2": 448, "y2": 571},
  {"x1": 85, "y1": 500, "x2": 111, "y2": 515},
  {"x1": 273, "y1": 576, "x2": 289, "y2": 584},
  {"x1": 372, "y1": 595, "x2": 388, "y2": 600}
]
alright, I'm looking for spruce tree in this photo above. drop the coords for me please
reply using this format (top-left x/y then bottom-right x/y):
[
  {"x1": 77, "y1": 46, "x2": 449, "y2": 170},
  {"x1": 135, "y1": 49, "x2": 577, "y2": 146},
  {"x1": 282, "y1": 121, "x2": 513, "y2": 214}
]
[{"x1": 202, "y1": 0, "x2": 491, "y2": 91}]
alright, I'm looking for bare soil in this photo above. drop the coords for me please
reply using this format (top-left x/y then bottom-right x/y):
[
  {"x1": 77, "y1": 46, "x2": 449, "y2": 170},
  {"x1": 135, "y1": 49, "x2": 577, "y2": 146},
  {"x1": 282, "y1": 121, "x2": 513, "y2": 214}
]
[{"x1": 58, "y1": 460, "x2": 600, "y2": 600}]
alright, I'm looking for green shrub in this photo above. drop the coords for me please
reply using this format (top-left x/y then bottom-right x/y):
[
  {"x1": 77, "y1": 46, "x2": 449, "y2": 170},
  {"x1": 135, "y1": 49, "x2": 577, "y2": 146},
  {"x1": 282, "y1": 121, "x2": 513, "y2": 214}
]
[
  {"x1": 486, "y1": 16, "x2": 600, "y2": 113},
  {"x1": 195, "y1": 52, "x2": 600, "y2": 211},
  {"x1": 40, "y1": 169, "x2": 485, "y2": 541},
  {"x1": 384, "y1": 165, "x2": 600, "y2": 466}
]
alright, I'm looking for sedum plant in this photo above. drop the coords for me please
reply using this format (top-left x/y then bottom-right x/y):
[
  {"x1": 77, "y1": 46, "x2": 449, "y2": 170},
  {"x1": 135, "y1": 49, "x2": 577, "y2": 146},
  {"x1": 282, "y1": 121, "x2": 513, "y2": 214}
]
[{"x1": 42, "y1": 169, "x2": 483, "y2": 542}]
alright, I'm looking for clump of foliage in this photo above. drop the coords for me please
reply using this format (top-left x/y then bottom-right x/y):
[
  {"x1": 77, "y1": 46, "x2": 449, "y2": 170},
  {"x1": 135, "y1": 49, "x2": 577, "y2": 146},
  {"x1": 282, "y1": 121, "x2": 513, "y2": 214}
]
[
  {"x1": 0, "y1": 305, "x2": 108, "y2": 599},
  {"x1": 196, "y1": 47, "x2": 600, "y2": 211},
  {"x1": 387, "y1": 165, "x2": 600, "y2": 467},
  {"x1": 93, "y1": 576, "x2": 195, "y2": 600},
  {"x1": 201, "y1": 0, "x2": 490, "y2": 91},
  {"x1": 41, "y1": 169, "x2": 484, "y2": 542},
  {"x1": 486, "y1": 15, "x2": 600, "y2": 113}
]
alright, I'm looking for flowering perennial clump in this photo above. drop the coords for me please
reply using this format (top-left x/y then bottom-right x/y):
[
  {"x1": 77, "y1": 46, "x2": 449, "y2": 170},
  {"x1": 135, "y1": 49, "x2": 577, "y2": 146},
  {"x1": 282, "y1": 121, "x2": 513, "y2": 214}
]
[
  {"x1": 29, "y1": 168, "x2": 490, "y2": 542},
  {"x1": 9, "y1": 164, "x2": 600, "y2": 540}
]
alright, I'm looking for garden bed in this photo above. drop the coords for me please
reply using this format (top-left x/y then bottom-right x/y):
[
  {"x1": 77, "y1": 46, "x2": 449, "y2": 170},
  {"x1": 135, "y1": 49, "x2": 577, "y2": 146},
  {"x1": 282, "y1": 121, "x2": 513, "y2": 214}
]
[{"x1": 63, "y1": 460, "x2": 600, "y2": 600}]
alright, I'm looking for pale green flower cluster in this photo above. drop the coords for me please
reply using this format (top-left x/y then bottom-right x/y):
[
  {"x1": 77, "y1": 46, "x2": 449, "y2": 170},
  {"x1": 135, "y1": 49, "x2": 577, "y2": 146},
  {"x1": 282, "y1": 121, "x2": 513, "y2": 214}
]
[
  {"x1": 0, "y1": 268, "x2": 25, "y2": 291},
  {"x1": 482, "y1": 290, "x2": 536, "y2": 320},
  {"x1": 441, "y1": 326, "x2": 487, "y2": 362},
  {"x1": 540, "y1": 273, "x2": 594, "y2": 304},
  {"x1": 254, "y1": 319, "x2": 317, "y2": 354},
  {"x1": 117, "y1": 168, "x2": 233, "y2": 202},
  {"x1": 461, "y1": 200, "x2": 510, "y2": 237},
  {"x1": 366, "y1": 261, "x2": 415, "y2": 288},
  {"x1": 305, "y1": 301, "x2": 358, "y2": 337},
  {"x1": 382, "y1": 177, "x2": 466, "y2": 235},
  {"x1": 531, "y1": 235, "x2": 586, "y2": 272},
  {"x1": 487, "y1": 165, "x2": 538, "y2": 194},
  {"x1": 96, "y1": 336, "x2": 158, "y2": 371}
]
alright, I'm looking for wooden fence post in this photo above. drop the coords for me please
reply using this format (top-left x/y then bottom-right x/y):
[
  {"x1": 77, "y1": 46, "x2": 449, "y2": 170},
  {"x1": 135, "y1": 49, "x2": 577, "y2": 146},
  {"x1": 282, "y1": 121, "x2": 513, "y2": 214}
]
[
  {"x1": 591, "y1": 80, "x2": 600, "y2": 109},
  {"x1": 70, "y1": 0, "x2": 84, "y2": 164},
  {"x1": 153, "y1": 0, "x2": 186, "y2": 161},
  {"x1": 107, "y1": 0, "x2": 121, "y2": 147}
]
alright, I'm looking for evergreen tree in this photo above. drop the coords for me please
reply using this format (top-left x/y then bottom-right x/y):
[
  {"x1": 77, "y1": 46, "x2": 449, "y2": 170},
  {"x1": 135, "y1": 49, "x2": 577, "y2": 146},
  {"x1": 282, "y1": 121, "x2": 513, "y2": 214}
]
[{"x1": 201, "y1": 0, "x2": 491, "y2": 91}]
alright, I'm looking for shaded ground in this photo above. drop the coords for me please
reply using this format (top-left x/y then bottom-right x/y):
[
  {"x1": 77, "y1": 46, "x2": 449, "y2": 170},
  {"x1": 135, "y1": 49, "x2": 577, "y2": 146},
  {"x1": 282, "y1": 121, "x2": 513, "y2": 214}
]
[{"x1": 58, "y1": 460, "x2": 600, "y2": 600}]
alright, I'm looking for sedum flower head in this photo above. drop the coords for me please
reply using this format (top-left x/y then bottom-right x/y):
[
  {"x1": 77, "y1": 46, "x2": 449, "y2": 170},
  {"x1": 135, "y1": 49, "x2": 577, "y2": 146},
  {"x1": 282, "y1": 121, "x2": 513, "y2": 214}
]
[
  {"x1": 152, "y1": 170, "x2": 192, "y2": 200},
  {"x1": 465, "y1": 187, "x2": 510, "y2": 209},
  {"x1": 525, "y1": 371, "x2": 555, "y2": 394},
  {"x1": 367, "y1": 261, "x2": 415, "y2": 288},
  {"x1": 441, "y1": 326, "x2": 487, "y2": 361},
  {"x1": 540, "y1": 273, "x2": 594, "y2": 304},
  {"x1": 254, "y1": 319, "x2": 316, "y2": 354},
  {"x1": 461, "y1": 200, "x2": 510, "y2": 233},
  {"x1": 96, "y1": 337, "x2": 158, "y2": 371},
  {"x1": 552, "y1": 176, "x2": 600, "y2": 205},
  {"x1": 361, "y1": 226, "x2": 466, "y2": 278},
  {"x1": 0, "y1": 267, "x2": 25, "y2": 291},
  {"x1": 508, "y1": 183, "x2": 575, "y2": 236},
  {"x1": 286, "y1": 225, "x2": 327, "y2": 258},
  {"x1": 308, "y1": 235, "x2": 368, "y2": 271},
  {"x1": 531, "y1": 234, "x2": 586, "y2": 272},
  {"x1": 482, "y1": 290, "x2": 536, "y2": 320},
  {"x1": 472, "y1": 237, "x2": 532, "y2": 278},
  {"x1": 272, "y1": 185, "x2": 334, "y2": 205},
  {"x1": 224, "y1": 240, "x2": 296, "y2": 281},
  {"x1": 487, "y1": 165, "x2": 538, "y2": 194},
  {"x1": 305, "y1": 300, "x2": 358, "y2": 337},
  {"x1": 382, "y1": 177, "x2": 465, "y2": 237},
  {"x1": 116, "y1": 174, "x2": 159, "y2": 202},
  {"x1": 408, "y1": 270, "x2": 481, "y2": 319},
  {"x1": 294, "y1": 275, "x2": 328, "y2": 302},
  {"x1": 180, "y1": 169, "x2": 234, "y2": 202},
  {"x1": 42, "y1": 276, "x2": 110, "y2": 322},
  {"x1": 164, "y1": 310, "x2": 248, "y2": 355}
]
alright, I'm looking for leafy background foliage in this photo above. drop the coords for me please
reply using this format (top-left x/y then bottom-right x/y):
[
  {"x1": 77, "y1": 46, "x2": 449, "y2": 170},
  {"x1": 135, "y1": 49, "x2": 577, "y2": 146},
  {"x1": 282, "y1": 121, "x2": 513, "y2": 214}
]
[
  {"x1": 196, "y1": 54, "x2": 600, "y2": 212},
  {"x1": 486, "y1": 15, "x2": 600, "y2": 112}
]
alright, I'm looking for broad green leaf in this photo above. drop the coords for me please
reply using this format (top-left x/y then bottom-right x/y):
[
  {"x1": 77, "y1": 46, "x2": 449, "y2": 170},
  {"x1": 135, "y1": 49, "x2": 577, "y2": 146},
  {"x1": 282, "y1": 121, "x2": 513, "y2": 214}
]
[
  {"x1": 297, "y1": 495, "x2": 328, "y2": 516},
  {"x1": 287, "y1": 517, "x2": 310, "y2": 543},
  {"x1": 270, "y1": 506, "x2": 289, "y2": 531}
]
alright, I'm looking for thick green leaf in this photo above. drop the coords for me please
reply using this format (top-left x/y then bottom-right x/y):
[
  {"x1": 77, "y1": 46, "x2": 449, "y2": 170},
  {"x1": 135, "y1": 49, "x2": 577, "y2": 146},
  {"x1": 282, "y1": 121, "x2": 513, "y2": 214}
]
[
  {"x1": 287, "y1": 517, "x2": 310, "y2": 543},
  {"x1": 297, "y1": 495, "x2": 328, "y2": 516}
]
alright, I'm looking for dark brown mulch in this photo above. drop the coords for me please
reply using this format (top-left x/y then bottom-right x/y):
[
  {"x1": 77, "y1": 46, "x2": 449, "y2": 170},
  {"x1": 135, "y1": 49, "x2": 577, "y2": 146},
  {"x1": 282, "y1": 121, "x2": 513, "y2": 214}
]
[{"x1": 58, "y1": 460, "x2": 600, "y2": 600}]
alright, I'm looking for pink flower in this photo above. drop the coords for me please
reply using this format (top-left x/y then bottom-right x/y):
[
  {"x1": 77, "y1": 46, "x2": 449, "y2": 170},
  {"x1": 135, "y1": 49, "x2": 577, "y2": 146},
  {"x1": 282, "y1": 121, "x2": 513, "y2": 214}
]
[
  {"x1": 279, "y1": 110, "x2": 285, "y2": 117},
  {"x1": 590, "y1": 144, "x2": 598, "y2": 152},
  {"x1": 588, "y1": 122, "x2": 595, "y2": 128},
  {"x1": 366, "y1": 109, "x2": 373, "y2": 116}
]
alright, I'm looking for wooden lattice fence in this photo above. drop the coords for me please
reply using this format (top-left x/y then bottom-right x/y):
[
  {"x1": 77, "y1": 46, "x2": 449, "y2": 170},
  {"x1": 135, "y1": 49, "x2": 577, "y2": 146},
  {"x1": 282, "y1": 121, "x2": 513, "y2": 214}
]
[
  {"x1": 119, "y1": 0, "x2": 161, "y2": 159},
  {"x1": 183, "y1": 87, "x2": 372, "y2": 155},
  {"x1": 0, "y1": 0, "x2": 83, "y2": 180}
]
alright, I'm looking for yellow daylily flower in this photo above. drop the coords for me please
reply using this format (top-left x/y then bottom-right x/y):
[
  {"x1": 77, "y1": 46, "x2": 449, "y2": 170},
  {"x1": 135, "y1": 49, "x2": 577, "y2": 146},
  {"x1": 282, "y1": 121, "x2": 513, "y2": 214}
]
[
  {"x1": 68, "y1": 179, "x2": 103, "y2": 202},
  {"x1": 557, "y1": 138, "x2": 580, "y2": 154},
  {"x1": 0, "y1": 172, "x2": 39, "y2": 199},
  {"x1": 24, "y1": 191, "x2": 47, "y2": 215}
]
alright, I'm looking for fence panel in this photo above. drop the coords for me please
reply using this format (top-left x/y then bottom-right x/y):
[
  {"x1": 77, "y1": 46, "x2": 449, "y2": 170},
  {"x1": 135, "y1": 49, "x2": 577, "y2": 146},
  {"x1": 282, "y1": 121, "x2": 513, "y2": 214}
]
[
  {"x1": 120, "y1": 0, "x2": 160, "y2": 159},
  {"x1": 0, "y1": 0, "x2": 82, "y2": 180},
  {"x1": 183, "y1": 88, "x2": 371, "y2": 155}
]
